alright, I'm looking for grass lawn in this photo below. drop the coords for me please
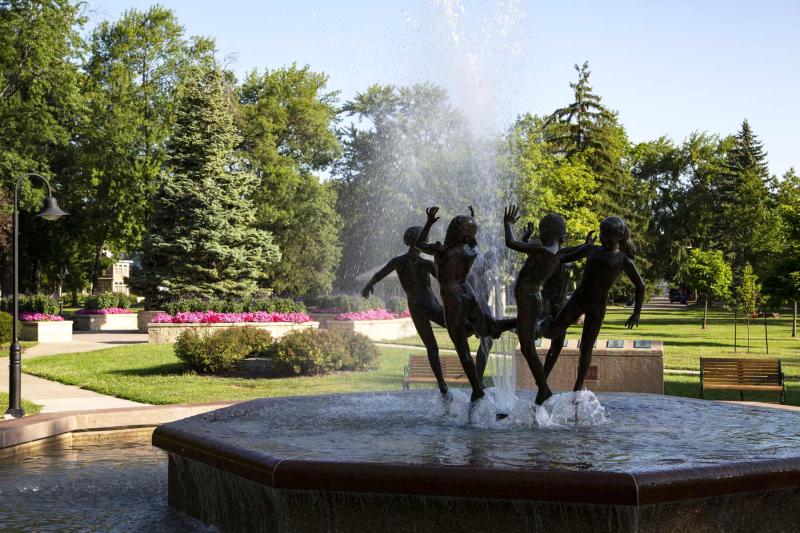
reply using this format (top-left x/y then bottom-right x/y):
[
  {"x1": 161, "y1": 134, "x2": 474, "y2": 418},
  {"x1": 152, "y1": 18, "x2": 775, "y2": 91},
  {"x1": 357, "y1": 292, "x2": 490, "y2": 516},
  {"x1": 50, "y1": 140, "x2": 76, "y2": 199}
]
[
  {"x1": 392, "y1": 307, "x2": 800, "y2": 376},
  {"x1": 0, "y1": 392, "x2": 42, "y2": 415},
  {"x1": 23, "y1": 344, "x2": 419, "y2": 405}
]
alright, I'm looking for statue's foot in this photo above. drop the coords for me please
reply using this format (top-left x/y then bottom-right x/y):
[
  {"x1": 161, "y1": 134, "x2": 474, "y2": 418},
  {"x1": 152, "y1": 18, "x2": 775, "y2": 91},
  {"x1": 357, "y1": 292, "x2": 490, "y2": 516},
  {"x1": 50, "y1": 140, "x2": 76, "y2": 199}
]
[
  {"x1": 470, "y1": 389, "x2": 485, "y2": 403},
  {"x1": 535, "y1": 387, "x2": 552, "y2": 406},
  {"x1": 496, "y1": 412, "x2": 509, "y2": 420},
  {"x1": 438, "y1": 386, "x2": 452, "y2": 402}
]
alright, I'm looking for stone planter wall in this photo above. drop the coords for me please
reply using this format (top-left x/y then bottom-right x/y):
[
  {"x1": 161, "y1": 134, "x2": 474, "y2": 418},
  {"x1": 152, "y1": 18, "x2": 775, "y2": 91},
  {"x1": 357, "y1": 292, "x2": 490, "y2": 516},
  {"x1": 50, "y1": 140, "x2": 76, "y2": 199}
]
[
  {"x1": 138, "y1": 310, "x2": 165, "y2": 333},
  {"x1": 148, "y1": 322, "x2": 320, "y2": 344},
  {"x1": 21, "y1": 321, "x2": 73, "y2": 343},
  {"x1": 73, "y1": 313, "x2": 138, "y2": 331},
  {"x1": 515, "y1": 338, "x2": 664, "y2": 394},
  {"x1": 325, "y1": 317, "x2": 416, "y2": 341}
]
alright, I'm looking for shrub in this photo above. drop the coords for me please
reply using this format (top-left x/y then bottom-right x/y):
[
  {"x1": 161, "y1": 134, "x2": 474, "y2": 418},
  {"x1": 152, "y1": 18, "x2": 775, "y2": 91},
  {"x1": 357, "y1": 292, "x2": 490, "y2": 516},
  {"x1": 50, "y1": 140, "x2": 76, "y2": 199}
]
[
  {"x1": 386, "y1": 297, "x2": 408, "y2": 314},
  {"x1": 164, "y1": 297, "x2": 305, "y2": 316},
  {"x1": 174, "y1": 326, "x2": 273, "y2": 374},
  {"x1": 306, "y1": 294, "x2": 385, "y2": 313},
  {"x1": 84, "y1": 292, "x2": 132, "y2": 311},
  {"x1": 266, "y1": 329, "x2": 378, "y2": 376},
  {"x1": 0, "y1": 311, "x2": 12, "y2": 343},
  {"x1": 1, "y1": 294, "x2": 60, "y2": 315}
]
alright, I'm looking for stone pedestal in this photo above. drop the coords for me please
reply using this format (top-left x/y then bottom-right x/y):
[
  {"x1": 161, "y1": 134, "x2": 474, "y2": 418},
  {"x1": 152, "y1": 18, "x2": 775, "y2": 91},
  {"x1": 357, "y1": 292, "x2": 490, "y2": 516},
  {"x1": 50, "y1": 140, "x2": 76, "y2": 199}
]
[
  {"x1": 325, "y1": 317, "x2": 416, "y2": 341},
  {"x1": 137, "y1": 310, "x2": 164, "y2": 333},
  {"x1": 147, "y1": 322, "x2": 320, "y2": 344},
  {"x1": 73, "y1": 313, "x2": 138, "y2": 331},
  {"x1": 21, "y1": 320, "x2": 73, "y2": 343},
  {"x1": 516, "y1": 338, "x2": 663, "y2": 394}
]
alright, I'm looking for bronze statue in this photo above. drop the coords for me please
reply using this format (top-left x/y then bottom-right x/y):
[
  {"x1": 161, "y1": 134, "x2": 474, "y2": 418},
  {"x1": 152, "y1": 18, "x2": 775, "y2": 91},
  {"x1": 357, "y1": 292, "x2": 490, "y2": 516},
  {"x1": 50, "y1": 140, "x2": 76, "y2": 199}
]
[
  {"x1": 362, "y1": 226, "x2": 451, "y2": 395},
  {"x1": 503, "y1": 206, "x2": 593, "y2": 404},
  {"x1": 540, "y1": 216, "x2": 645, "y2": 391},
  {"x1": 415, "y1": 207, "x2": 514, "y2": 402}
]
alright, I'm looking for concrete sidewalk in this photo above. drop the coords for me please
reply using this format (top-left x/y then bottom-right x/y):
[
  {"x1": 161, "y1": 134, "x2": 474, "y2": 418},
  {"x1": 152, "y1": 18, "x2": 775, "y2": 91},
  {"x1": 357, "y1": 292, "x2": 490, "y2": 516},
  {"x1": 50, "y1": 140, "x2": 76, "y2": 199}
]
[{"x1": 2, "y1": 331, "x2": 148, "y2": 414}]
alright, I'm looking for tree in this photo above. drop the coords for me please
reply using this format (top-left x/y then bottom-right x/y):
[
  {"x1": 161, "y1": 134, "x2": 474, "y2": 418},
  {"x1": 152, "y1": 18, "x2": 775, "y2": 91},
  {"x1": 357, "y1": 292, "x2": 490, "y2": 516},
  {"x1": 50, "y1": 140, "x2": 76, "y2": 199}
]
[
  {"x1": 237, "y1": 65, "x2": 342, "y2": 295},
  {"x1": 685, "y1": 248, "x2": 732, "y2": 329},
  {"x1": 736, "y1": 263, "x2": 761, "y2": 352},
  {"x1": 68, "y1": 6, "x2": 215, "y2": 291},
  {"x1": 128, "y1": 67, "x2": 280, "y2": 305},
  {"x1": 0, "y1": 0, "x2": 85, "y2": 293}
]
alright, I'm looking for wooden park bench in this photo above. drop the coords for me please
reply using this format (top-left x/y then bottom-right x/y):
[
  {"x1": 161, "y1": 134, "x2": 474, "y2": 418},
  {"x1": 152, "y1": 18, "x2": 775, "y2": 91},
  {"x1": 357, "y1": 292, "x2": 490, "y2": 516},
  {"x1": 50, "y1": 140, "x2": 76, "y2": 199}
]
[
  {"x1": 700, "y1": 358, "x2": 785, "y2": 404},
  {"x1": 402, "y1": 354, "x2": 470, "y2": 390}
]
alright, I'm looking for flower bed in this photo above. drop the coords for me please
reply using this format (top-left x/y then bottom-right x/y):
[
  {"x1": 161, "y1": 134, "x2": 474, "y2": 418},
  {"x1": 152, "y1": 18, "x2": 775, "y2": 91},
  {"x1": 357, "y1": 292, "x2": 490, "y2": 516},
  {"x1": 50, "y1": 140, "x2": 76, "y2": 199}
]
[
  {"x1": 147, "y1": 311, "x2": 318, "y2": 344},
  {"x1": 335, "y1": 309, "x2": 410, "y2": 321},
  {"x1": 20, "y1": 312, "x2": 63, "y2": 321},
  {"x1": 151, "y1": 311, "x2": 312, "y2": 324},
  {"x1": 73, "y1": 308, "x2": 138, "y2": 331},
  {"x1": 326, "y1": 308, "x2": 415, "y2": 341},
  {"x1": 75, "y1": 307, "x2": 133, "y2": 315},
  {"x1": 20, "y1": 314, "x2": 72, "y2": 342}
]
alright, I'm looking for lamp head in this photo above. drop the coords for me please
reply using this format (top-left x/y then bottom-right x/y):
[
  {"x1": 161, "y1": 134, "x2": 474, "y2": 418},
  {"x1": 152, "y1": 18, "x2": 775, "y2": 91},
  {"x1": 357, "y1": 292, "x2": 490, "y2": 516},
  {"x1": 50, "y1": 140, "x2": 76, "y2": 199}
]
[{"x1": 37, "y1": 197, "x2": 68, "y2": 221}]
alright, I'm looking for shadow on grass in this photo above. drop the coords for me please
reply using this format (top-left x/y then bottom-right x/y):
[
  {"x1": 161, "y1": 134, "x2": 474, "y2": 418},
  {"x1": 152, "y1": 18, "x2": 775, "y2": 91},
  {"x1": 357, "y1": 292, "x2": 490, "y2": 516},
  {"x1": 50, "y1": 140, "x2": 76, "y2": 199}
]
[{"x1": 109, "y1": 363, "x2": 185, "y2": 377}]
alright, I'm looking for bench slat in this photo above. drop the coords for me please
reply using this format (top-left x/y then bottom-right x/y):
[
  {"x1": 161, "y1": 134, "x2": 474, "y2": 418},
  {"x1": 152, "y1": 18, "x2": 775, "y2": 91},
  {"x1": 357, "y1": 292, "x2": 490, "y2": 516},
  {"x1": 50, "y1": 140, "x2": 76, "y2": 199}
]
[{"x1": 700, "y1": 357, "x2": 784, "y2": 404}]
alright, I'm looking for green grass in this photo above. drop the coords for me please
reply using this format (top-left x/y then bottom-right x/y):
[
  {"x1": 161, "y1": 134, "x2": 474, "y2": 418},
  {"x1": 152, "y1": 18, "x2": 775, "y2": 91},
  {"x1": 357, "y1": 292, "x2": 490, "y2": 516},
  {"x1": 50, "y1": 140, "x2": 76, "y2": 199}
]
[
  {"x1": 23, "y1": 344, "x2": 424, "y2": 404},
  {"x1": 0, "y1": 392, "x2": 42, "y2": 415},
  {"x1": 393, "y1": 308, "x2": 800, "y2": 375}
]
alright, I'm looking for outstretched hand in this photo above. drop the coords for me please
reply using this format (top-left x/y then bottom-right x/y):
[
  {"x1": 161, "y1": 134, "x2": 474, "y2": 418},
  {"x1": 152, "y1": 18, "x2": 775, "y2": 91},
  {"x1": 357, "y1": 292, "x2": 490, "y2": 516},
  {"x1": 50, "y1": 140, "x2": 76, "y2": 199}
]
[
  {"x1": 503, "y1": 205, "x2": 520, "y2": 225},
  {"x1": 625, "y1": 312, "x2": 640, "y2": 329},
  {"x1": 426, "y1": 206, "x2": 440, "y2": 224},
  {"x1": 585, "y1": 230, "x2": 596, "y2": 246},
  {"x1": 361, "y1": 285, "x2": 374, "y2": 299},
  {"x1": 521, "y1": 222, "x2": 534, "y2": 242}
]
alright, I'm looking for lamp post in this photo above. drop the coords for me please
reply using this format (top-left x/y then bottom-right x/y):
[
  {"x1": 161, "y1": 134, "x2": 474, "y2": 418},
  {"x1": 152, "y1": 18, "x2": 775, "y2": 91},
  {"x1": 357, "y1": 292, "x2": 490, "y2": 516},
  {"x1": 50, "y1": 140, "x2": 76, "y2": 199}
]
[{"x1": 5, "y1": 173, "x2": 67, "y2": 418}]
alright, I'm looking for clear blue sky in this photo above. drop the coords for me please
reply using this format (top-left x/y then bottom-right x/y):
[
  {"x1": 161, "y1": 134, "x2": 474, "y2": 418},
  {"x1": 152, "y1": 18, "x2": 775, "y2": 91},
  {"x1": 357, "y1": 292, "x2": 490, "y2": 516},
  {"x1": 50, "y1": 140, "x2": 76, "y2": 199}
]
[{"x1": 87, "y1": 0, "x2": 800, "y2": 176}]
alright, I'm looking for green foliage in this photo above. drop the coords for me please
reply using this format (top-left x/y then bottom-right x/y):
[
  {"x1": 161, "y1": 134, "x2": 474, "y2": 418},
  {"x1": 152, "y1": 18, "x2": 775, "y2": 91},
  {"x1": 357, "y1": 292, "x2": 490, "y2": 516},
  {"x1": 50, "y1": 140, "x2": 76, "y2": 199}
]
[
  {"x1": 164, "y1": 297, "x2": 306, "y2": 315},
  {"x1": 237, "y1": 65, "x2": 342, "y2": 296},
  {"x1": 386, "y1": 297, "x2": 408, "y2": 314},
  {"x1": 129, "y1": 66, "x2": 280, "y2": 305},
  {"x1": 736, "y1": 263, "x2": 762, "y2": 316},
  {"x1": 266, "y1": 329, "x2": 378, "y2": 376},
  {"x1": 0, "y1": 294, "x2": 60, "y2": 315},
  {"x1": 174, "y1": 326, "x2": 273, "y2": 373},
  {"x1": 84, "y1": 292, "x2": 131, "y2": 310},
  {"x1": 306, "y1": 294, "x2": 385, "y2": 313},
  {"x1": 685, "y1": 249, "x2": 733, "y2": 302},
  {"x1": 0, "y1": 311, "x2": 13, "y2": 343}
]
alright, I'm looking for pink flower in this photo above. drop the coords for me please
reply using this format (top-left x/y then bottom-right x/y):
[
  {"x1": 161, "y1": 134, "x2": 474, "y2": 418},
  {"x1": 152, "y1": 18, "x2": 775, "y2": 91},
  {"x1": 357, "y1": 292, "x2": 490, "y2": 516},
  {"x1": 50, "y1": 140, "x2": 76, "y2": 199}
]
[
  {"x1": 335, "y1": 308, "x2": 403, "y2": 321},
  {"x1": 20, "y1": 312, "x2": 64, "y2": 322},
  {"x1": 76, "y1": 307, "x2": 132, "y2": 315},
  {"x1": 151, "y1": 311, "x2": 311, "y2": 324}
]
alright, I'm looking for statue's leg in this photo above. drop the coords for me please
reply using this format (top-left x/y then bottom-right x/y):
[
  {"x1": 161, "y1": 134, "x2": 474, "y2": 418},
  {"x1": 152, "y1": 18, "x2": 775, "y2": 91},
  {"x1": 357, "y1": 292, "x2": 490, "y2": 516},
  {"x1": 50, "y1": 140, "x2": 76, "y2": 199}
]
[
  {"x1": 541, "y1": 298, "x2": 583, "y2": 378},
  {"x1": 574, "y1": 307, "x2": 605, "y2": 392},
  {"x1": 518, "y1": 293, "x2": 552, "y2": 405},
  {"x1": 444, "y1": 304, "x2": 484, "y2": 402},
  {"x1": 410, "y1": 307, "x2": 448, "y2": 396},
  {"x1": 475, "y1": 337, "x2": 492, "y2": 383}
]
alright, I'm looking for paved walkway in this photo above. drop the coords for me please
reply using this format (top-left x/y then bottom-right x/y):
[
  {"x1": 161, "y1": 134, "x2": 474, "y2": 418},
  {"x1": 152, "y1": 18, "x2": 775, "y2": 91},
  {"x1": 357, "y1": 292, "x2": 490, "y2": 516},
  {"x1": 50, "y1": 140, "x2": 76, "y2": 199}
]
[{"x1": 2, "y1": 331, "x2": 148, "y2": 415}]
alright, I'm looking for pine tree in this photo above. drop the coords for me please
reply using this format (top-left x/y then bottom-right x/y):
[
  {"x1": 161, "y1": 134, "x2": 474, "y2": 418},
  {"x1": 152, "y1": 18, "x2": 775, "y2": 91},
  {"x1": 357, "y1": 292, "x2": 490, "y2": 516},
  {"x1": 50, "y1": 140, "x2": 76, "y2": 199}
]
[{"x1": 129, "y1": 67, "x2": 280, "y2": 305}]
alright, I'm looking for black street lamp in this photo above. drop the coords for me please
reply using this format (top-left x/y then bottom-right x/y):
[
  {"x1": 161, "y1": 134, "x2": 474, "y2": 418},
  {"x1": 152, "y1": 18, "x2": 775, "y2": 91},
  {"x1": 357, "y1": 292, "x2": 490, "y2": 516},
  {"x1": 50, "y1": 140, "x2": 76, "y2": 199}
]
[{"x1": 5, "y1": 173, "x2": 67, "y2": 418}]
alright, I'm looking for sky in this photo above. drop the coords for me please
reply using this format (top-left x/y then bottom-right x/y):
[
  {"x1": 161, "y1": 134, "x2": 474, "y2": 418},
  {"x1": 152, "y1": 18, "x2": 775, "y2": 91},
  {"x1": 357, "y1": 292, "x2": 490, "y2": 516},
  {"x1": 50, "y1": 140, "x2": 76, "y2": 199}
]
[{"x1": 86, "y1": 0, "x2": 800, "y2": 176}]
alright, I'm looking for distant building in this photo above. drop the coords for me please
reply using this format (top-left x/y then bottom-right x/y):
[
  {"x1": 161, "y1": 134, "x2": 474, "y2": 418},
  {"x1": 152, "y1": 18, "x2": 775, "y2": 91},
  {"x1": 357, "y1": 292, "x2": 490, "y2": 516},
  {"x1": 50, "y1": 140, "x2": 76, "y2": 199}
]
[{"x1": 96, "y1": 260, "x2": 133, "y2": 295}]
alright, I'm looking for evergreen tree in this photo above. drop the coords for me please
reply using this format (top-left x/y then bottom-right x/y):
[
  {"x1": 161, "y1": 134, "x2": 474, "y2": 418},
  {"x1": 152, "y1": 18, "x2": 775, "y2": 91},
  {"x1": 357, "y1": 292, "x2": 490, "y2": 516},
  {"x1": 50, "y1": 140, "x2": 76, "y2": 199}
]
[{"x1": 129, "y1": 67, "x2": 280, "y2": 305}]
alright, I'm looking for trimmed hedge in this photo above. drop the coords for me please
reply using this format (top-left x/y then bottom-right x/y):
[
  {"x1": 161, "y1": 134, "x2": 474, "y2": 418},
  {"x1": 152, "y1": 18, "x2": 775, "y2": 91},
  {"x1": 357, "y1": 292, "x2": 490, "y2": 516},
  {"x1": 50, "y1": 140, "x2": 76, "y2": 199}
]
[
  {"x1": 266, "y1": 329, "x2": 379, "y2": 376},
  {"x1": 386, "y1": 297, "x2": 408, "y2": 314},
  {"x1": 165, "y1": 297, "x2": 305, "y2": 316},
  {"x1": 174, "y1": 326, "x2": 273, "y2": 374},
  {"x1": 306, "y1": 294, "x2": 385, "y2": 313},
  {"x1": 84, "y1": 292, "x2": 132, "y2": 311},
  {"x1": 0, "y1": 311, "x2": 12, "y2": 343},
  {"x1": 0, "y1": 294, "x2": 59, "y2": 315}
]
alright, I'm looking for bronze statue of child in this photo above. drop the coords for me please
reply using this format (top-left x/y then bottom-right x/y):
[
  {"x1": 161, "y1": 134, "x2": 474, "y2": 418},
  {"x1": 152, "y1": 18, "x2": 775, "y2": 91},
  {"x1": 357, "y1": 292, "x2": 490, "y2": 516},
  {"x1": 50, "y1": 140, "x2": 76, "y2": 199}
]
[
  {"x1": 415, "y1": 207, "x2": 514, "y2": 402},
  {"x1": 540, "y1": 216, "x2": 645, "y2": 392},
  {"x1": 503, "y1": 205, "x2": 593, "y2": 405},
  {"x1": 362, "y1": 226, "x2": 450, "y2": 395}
]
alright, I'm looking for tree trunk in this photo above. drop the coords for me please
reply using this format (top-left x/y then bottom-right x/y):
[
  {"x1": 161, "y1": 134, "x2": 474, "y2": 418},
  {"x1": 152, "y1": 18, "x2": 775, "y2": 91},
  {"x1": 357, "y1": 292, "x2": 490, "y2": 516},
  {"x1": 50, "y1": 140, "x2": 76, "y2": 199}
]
[
  {"x1": 793, "y1": 300, "x2": 797, "y2": 338},
  {"x1": 764, "y1": 312, "x2": 769, "y2": 355},
  {"x1": 746, "y1": 318, "x2": 750, "y2": 354},
  {"x1": 733, "y1": 307, "x2": 737, "y2": 353},
  {"x1": 702, "y1": 298, "x2": 708, "y2": 329},
  {"x1": 90, "y1": 243, "x2": 103, "y2": 294}
]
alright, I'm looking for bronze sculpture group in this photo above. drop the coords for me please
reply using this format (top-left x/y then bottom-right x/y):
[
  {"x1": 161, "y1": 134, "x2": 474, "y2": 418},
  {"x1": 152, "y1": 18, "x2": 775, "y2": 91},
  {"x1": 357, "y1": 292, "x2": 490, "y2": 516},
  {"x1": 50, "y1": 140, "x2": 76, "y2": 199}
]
[{"x1": 364, "y1": 205, "x2": 645, "y2": 406}]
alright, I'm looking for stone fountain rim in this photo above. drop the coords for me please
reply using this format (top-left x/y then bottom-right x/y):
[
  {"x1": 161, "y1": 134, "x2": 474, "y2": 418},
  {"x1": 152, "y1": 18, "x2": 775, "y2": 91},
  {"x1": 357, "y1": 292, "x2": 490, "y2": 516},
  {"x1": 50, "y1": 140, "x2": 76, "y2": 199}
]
[{"x1": 151, "y1": 391, "x2": 800, "y2": 507}]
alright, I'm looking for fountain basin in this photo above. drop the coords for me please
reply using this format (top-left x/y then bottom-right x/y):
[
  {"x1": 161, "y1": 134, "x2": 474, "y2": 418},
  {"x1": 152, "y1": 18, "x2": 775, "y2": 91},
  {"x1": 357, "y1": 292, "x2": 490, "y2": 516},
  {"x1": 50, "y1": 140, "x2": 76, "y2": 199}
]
[{"x1": 153, "y1": 391, "x2": 800, "y2": 532}]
